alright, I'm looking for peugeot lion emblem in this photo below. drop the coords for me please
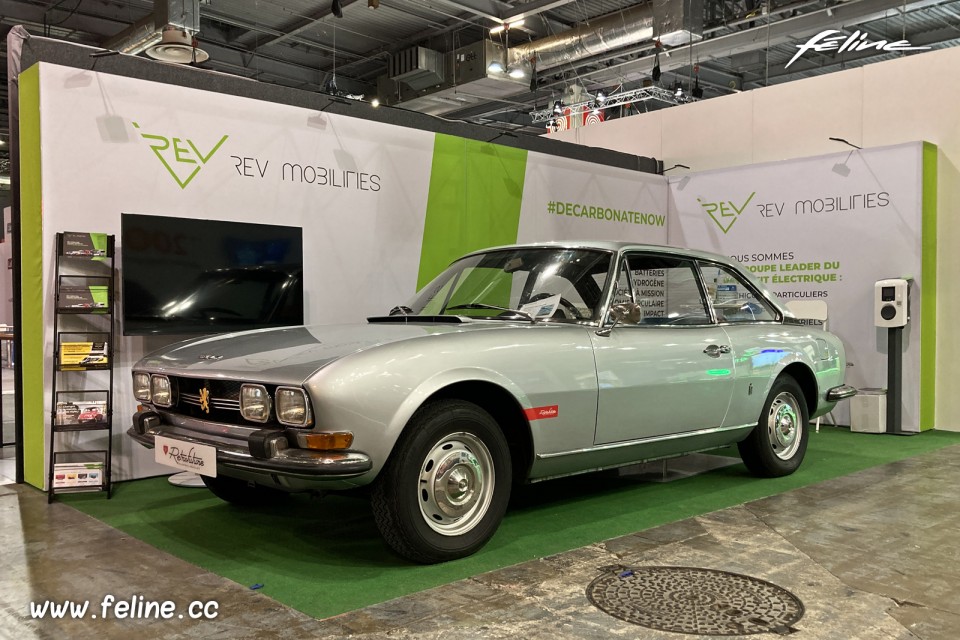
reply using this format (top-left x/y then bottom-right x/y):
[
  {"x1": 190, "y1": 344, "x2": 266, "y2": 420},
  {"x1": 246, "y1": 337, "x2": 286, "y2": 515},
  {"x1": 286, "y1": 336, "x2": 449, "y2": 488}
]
[{"x1": 199, "y1": 387, "x2": 211, "y2": 414}]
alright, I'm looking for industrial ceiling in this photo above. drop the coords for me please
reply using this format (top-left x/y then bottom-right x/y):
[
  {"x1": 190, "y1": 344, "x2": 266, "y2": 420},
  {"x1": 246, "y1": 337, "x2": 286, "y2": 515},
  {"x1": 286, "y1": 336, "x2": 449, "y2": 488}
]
[{"x1": 1, "y1": 0, "x2": 958, "y2": 146}]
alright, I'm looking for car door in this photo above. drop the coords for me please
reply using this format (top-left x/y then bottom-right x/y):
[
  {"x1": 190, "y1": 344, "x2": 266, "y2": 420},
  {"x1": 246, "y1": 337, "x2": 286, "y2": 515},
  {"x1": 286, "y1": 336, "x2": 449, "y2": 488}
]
[
  {"x1": 698, "y1": 260, "x2": 787, "y2": 428},
  {"x1": 590, "y1": 253, "x2": 736, "y2": 445}
]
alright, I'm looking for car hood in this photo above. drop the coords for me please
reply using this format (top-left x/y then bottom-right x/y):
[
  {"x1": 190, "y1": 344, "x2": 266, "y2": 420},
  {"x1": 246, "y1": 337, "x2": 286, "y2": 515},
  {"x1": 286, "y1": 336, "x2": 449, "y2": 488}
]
[{"x1": 135, "y1": 322, "x2": 492, "y2": 385}]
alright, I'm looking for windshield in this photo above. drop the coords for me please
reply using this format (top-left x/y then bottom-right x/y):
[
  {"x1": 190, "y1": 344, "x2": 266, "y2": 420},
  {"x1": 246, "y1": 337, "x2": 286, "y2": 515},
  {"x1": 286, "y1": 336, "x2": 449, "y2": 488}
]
[{"x1": 404, "y1": 248, "x2": 613, "y2": 322}]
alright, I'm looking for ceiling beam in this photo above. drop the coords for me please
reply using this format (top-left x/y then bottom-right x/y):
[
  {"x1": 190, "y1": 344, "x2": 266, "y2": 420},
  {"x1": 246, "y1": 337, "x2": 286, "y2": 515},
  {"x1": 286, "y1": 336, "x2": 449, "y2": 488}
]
[
  {"x1": 247, "y1": 0, "x2": 361, "y2": 51},
  {"x1": 426, "y1": 0, "x2": 515, "y2": 22}
]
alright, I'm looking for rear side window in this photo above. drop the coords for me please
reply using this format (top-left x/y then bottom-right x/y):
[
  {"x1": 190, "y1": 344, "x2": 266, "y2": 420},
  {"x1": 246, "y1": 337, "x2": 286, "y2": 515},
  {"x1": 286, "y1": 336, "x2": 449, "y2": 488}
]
[{"x1": 699, "y1": 262, "x2": 778, "y2": 323}]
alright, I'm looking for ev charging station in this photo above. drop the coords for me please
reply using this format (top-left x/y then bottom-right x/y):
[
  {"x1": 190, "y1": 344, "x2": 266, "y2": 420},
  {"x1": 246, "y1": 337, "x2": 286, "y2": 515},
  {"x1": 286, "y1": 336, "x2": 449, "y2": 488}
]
[{"x1": 874, "y1": 278, "x2": 911, "y2": 434}]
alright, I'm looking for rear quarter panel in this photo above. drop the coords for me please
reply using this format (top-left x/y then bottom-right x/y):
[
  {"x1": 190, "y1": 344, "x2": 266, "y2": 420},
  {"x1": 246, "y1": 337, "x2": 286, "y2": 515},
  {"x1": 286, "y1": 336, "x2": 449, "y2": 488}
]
[{"x1": 721, "y1": 323, "x2": 846, "y2": 427}]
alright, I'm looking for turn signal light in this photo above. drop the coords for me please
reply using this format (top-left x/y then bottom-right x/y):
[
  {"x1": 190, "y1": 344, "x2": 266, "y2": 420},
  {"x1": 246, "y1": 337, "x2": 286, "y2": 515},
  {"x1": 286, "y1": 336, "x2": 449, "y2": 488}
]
[{"x1": 297, "y1": 431, "x2": 354, "y2": 450}]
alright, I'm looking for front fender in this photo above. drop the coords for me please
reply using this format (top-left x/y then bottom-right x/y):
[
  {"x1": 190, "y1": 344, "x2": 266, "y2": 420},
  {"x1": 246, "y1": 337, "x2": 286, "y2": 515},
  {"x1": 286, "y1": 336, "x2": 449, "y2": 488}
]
[{"x1": 387, "y1": 367, "x2": 531, "y2": 436}]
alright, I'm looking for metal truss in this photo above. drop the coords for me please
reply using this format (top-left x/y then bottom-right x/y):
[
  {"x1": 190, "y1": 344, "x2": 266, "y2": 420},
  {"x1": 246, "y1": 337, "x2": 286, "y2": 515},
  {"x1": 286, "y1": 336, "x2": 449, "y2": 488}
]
[{"x1": 528, "y1": 86, "x2": 697, "y2": 123}]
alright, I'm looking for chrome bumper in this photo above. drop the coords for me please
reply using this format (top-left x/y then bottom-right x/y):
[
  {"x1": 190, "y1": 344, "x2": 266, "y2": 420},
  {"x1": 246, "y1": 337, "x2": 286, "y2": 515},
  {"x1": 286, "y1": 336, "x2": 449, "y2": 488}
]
[
  {"x1": 826, "y1": 384, "x2": 858, "y2": 401},
  {"x1": 127, "y1": 410, "x2": 372, "y2": 488}
]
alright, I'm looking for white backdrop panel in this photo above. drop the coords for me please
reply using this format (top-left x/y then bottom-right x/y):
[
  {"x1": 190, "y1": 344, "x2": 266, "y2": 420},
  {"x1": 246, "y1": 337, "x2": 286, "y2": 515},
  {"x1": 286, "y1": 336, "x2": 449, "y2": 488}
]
[
  {"x1": 668, "y1": 142, "x2": 925, "y2": 431},
  {"x1": 37, "y1": 63, "x2": 436, "y2": 479},
  {"x1": 518, "y1": 152, "x2": 669, "y2": 244}
]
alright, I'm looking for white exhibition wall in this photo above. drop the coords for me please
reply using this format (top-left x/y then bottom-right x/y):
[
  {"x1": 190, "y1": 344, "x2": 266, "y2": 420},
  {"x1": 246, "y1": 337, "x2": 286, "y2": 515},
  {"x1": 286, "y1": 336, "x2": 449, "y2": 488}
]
[
  {"x1": 28, "y1": 62, "x2": 669, "y2": 486},
  {"x1": 518, "y1": 153, "x2": 667, "y2": 243},
  {"x1": 553, "y1": 45, "x2": 960, "y2": 430},
  {"x1": 669, "y1": 143, "x2": 927, "y2": 430},
  {"x1": 35, "y1": 63, "x2": 434, "y2": 482}
]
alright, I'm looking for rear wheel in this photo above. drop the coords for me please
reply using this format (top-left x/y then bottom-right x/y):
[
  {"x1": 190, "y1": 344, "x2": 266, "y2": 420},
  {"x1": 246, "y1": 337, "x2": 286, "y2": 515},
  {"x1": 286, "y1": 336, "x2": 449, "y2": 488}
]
[
  {"x1": 201, "y1": 474, "x2": 287, "y2": 506},
  {"x1": 371, "y1": 399, "x2": 512, "y2": 564},
  {"x1": 738, "y1": 376, "x2": 809, "y2": 477}
]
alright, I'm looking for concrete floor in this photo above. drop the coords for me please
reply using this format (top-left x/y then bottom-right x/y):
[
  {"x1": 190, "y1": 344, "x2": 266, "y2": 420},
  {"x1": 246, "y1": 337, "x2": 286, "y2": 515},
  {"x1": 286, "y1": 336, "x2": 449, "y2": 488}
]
[{"x1": 2, "y1": 445, "x2": 959, "y2": 640}]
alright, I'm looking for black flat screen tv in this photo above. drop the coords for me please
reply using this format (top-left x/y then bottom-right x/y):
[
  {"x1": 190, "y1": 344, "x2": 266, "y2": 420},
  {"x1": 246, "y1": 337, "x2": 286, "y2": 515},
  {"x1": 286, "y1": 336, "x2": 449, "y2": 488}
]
[{"x1": 121, "y1": 213, "x2": 304, "y2": 336}]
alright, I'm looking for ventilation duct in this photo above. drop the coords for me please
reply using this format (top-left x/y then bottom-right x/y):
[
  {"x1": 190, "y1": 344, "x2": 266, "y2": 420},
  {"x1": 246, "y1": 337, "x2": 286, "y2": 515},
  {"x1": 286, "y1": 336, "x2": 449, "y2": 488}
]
[
  {"x1": 507, "y1": 3, "x2": 655, "y2": 71},
  {"x1": 103, "y1": 0, "x2": 202, "y2": 56},
  {"x1": 389, "y1": 47, "x2": 445, "y2": 90},
  {"x1": 653, "y1": 0, "x2": 704, "y2": 46},
  {"x1": 382, "y1": 1, "x2": 701, "y2": 115}
]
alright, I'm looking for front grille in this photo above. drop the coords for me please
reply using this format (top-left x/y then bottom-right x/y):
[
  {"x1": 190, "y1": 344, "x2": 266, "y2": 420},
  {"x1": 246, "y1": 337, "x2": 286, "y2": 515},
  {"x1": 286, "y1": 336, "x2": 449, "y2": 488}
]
[
  {"x1": 181, "y1": 392, "x2": 241, "y2": 411},
  {"x1": 166, "y1": 376, "x2": 283, "y2": 427}
]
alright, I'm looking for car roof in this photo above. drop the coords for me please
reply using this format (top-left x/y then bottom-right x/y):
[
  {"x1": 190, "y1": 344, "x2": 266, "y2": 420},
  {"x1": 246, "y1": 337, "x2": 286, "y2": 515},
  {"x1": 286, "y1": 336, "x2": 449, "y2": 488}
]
[
  {"x1": 460, "y1": 241, "x2": 787, "y2": 315},
  {"x1": 464, "y1": 241, "x2": 739, "y2": 267}
]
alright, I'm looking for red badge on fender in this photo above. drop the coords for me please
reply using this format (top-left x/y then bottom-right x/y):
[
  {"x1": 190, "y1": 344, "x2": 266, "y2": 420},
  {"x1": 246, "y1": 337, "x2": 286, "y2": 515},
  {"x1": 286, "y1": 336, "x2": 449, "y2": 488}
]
[{"x1": 524, "y1": 405, "x2": 559, "y2": 420}]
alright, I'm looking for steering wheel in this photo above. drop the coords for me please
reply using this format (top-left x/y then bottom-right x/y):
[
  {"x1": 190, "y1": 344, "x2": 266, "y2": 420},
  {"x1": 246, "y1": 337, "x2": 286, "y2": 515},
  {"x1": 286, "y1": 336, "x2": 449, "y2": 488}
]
[{"x1": 528, "y1": 292, "x2": 585, "y2": 320}]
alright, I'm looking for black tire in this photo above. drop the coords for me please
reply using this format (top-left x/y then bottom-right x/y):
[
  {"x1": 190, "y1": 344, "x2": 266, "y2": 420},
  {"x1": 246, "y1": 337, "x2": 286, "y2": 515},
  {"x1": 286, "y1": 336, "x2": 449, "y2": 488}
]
[
  {"x1": 738, "y1": 376, "x2": 809, "y2": 478},
  {"x1": 201, "y1": 474, "x2": 288, "y2": 506},
  {"x1": 371, "y1": 399, "x2": 512, "y2": 564}
]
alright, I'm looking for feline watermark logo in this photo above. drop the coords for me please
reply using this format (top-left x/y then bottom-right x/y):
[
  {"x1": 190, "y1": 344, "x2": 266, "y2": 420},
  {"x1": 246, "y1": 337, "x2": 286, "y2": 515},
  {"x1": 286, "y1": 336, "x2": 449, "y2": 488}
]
[
  {"x1": 699, "y1": 192, "x2": 756, "y2": 234},
  {"x1": 133, "y1": 122, "x2": 229, "y2": 189},
  {"x1": 786, "y1": 30, "x2": 931, "y2": 68}
]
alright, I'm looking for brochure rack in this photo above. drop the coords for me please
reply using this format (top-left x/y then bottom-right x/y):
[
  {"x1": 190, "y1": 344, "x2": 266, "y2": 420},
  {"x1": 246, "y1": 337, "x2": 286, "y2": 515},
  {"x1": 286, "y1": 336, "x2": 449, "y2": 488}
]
[{"x1": 48, "y1": 232, "x2": 115, "y2": 502}]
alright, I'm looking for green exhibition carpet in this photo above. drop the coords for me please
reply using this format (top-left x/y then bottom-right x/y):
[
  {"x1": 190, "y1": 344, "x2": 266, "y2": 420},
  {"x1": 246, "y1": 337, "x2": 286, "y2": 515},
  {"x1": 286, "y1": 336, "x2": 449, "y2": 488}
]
[{"x1": 63, "y1": 427, "x2": 960, "y2": 620}]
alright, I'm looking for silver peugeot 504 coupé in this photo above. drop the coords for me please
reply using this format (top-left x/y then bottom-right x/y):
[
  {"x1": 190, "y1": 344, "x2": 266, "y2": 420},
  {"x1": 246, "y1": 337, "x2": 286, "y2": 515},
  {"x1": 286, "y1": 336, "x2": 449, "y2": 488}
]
[{"x1": 128, "y1": 242, "x2": 855, "y2": 563}]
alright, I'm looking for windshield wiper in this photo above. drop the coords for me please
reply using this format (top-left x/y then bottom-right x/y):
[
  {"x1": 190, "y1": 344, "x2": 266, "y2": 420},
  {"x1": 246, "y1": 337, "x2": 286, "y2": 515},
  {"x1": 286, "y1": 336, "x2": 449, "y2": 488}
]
[{"x1": 445, "y1": 303, "x2": 537, "y2": 324}]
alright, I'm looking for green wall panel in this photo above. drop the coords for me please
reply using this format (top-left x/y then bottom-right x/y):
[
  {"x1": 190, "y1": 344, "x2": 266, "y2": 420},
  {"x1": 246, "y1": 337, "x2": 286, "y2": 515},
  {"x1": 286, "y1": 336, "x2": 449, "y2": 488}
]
[
  {"x1": 20, "y1": 64, "x2": 45, "y2": 487},
  {"x1": 417, "y1": 135, "x2": 528, "y2": 289}
]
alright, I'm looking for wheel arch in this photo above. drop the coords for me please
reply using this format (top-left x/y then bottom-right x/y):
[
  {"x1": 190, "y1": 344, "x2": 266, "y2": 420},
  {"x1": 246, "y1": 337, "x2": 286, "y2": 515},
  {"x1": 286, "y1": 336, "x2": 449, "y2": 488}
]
[
  {"x1": 779, "y1": 362, "x2": 818, "y2": 416},
  {"x1": 398, "y1": 378, "x2": 534, "y2": 484}
]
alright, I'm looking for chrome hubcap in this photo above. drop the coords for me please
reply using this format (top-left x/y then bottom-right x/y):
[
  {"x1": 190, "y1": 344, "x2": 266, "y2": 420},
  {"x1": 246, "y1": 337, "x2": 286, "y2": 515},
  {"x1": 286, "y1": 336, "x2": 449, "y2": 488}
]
[
  {"x1": 418, "y1": 432, "x2": 495, "y2": 536},
  {"x1": 768, "y1": 392, "x2": 802, "y2": 460}
]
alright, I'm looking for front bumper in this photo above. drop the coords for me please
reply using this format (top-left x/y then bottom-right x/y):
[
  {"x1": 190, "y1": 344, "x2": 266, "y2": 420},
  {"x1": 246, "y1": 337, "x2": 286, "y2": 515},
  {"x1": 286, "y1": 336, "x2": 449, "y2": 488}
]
[{"x1": 128, "y1": 409, "x2": 373, "y2": 491}]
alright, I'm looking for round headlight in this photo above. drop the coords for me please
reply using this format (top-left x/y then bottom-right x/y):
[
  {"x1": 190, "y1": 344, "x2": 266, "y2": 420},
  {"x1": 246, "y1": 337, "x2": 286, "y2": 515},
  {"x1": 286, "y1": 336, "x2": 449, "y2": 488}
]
[
  {"x1": 240, "y1": 384, "x2": 271, "y2": 423},
  {"x1": 275, "y1": 387, "x2": 313, "y2": 427},
  {"x1": 133, "y1": 372, "x2": 152, "y2": 401},
  {"x1": 151, "y1": 375, "x2": 173, "y2": 407}
]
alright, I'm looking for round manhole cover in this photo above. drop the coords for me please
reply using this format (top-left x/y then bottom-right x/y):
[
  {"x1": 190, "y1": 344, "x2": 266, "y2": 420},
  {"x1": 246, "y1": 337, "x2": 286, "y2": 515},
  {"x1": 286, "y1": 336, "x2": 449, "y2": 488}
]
[{"x1": 586, "y1": 565, "x2": 804, "y2": 636}]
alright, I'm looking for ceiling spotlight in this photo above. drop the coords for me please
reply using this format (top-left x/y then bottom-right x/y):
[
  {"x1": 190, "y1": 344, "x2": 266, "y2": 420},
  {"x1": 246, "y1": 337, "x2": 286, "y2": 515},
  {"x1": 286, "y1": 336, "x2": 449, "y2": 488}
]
[
  {"x1": 324, "y1": 75, "x2": 339, "y2": 95},
  {"x1": 675, "y1": 85, "x2": 684, "y2": 98},
  {"x1": 553, "y1": 100, "x2": 563, "y2": 115},
  {"x1": 368, "y1": 0, "x2": 379, "y2": 7},
  {"x1": 596, "y1": 90, "x2": 606, "y2": 104},
  {"x1": 331, "y1": 0, "x2": 343, "y2": 18},
  {"x1": 144, "y1": 26, "x2": 209, "y2": 64}
]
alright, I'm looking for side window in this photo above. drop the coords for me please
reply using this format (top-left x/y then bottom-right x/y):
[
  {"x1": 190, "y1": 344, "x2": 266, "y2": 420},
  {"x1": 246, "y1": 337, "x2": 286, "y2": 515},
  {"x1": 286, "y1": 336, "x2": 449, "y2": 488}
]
[
  {"x1": 623, "y1": 255, "x2": 711, "y2": 325},
  {"x1": 700, "y1": 263, "x2": 778, "y2": 323}
]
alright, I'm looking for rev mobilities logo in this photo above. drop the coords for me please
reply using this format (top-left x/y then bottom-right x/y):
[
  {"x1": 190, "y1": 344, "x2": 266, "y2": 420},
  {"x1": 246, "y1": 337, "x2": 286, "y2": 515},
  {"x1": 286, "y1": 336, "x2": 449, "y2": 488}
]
[
  {"x1": 133, "y1": 122, "x2": 229, "y2": 189},
  {"x1": 786, "y1": 30, "x2": 931, "y2": 69}
]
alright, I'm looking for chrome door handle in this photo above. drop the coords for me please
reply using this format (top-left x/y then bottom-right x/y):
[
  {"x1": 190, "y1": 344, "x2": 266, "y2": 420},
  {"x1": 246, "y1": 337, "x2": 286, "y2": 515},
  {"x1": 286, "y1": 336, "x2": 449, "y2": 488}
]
[{"x1": 703, "y1": 344, "x2": 731, "y2": 357}]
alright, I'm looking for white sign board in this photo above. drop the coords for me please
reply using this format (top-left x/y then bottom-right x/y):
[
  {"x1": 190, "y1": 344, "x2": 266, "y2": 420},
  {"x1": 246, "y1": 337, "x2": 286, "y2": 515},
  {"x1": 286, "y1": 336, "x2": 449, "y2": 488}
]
[{"x1": 668, "y1": 142, "x2": 927, "y2": 431}]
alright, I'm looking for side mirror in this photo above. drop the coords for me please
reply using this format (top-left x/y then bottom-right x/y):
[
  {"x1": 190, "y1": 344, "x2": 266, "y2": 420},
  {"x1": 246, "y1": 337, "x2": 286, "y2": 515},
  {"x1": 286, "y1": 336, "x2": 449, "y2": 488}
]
[{"x1": 596, "y1": 302, "x2": 641, "y2": 336}]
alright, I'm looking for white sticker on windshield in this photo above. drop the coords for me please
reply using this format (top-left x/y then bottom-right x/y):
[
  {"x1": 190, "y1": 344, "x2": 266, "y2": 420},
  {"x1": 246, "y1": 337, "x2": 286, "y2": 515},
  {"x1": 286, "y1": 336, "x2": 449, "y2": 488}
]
[{"x1": 520, "y1": 294, "x2": 561, "y2": 318}]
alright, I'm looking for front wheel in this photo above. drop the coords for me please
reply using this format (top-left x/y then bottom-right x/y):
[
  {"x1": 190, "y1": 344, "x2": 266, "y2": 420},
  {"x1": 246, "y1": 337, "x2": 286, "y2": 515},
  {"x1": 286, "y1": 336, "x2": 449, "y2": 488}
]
[
  {"x1": 371, "y1": 400, "x2": 512, "y2": 564},
  {"x1": 738, "y1": 376, "x2": 809, "y2": 477}
]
